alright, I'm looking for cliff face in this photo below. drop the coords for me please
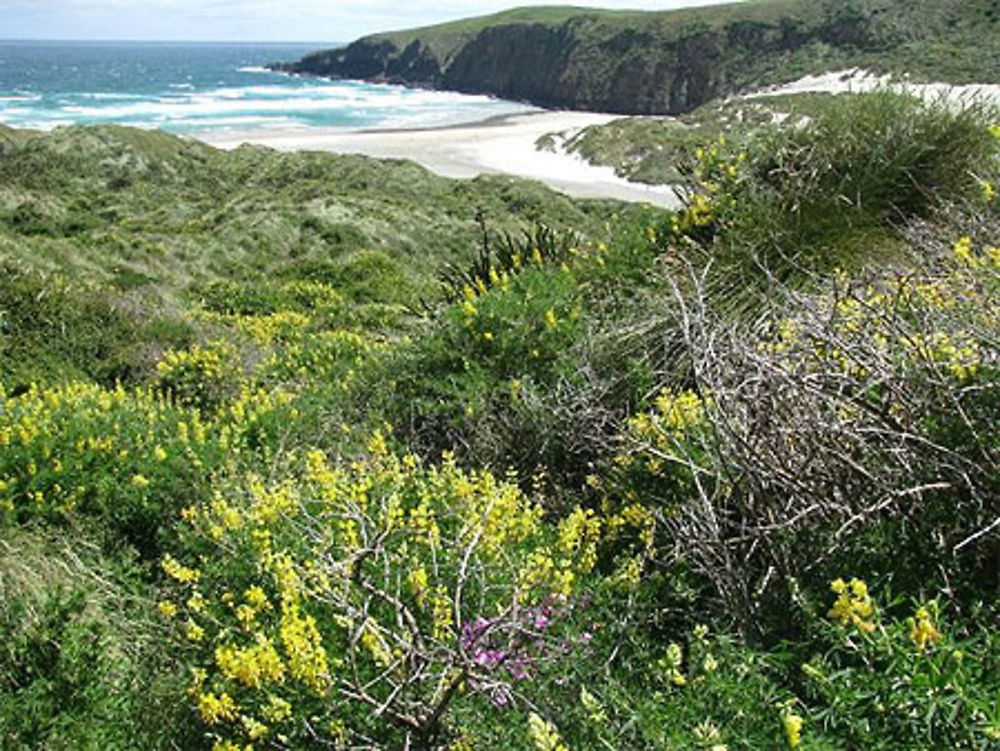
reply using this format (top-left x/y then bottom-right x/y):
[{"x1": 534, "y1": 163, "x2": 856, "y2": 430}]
[{"x1": 273, "y1": 1, "x2": 981, "y2": 115}]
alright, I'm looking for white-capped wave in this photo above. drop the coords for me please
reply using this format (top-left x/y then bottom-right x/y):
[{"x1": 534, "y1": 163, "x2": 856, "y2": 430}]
[
  {"x1": 237, "y1": 66, "x2": 270, "y2": 73},
  {"x1": 78, "y1": 92, "x2": 147, "y2": 100},
  {"x1": 4, "y1": 77, "x2": 536, "y2": 134}
]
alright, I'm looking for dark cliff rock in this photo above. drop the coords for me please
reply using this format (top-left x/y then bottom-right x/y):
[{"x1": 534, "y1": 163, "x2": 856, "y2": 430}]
[{"x1": 271, "y1": 1, "x2": 985, "y2": 115}]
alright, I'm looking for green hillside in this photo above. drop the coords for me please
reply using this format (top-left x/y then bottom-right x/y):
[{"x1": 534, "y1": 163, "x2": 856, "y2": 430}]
[
  {"x1": 0, "y1": 124, "x2": 621, "y2": 385},
  {"x1": 3, "y1": 92, "x2": 1000, "y2": 749}
]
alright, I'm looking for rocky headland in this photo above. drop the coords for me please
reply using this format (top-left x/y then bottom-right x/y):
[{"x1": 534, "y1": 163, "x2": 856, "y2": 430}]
[{"x1": 271, "y1": 0, "x2": 999, "y2": 116}]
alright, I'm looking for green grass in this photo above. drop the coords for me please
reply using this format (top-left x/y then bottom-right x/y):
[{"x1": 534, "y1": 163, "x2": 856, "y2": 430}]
[
  {"x1": 547, "y1": 92, "x2": 845, "y2": 185},
  {"x1": 0, "y1": 124, "x2": 625, "y2": 390}
]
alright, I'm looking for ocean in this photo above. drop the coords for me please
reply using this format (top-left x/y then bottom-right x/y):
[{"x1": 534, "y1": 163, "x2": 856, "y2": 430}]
[{"x1": 0, "y1": 40, "x2": 536, "y2": 135}]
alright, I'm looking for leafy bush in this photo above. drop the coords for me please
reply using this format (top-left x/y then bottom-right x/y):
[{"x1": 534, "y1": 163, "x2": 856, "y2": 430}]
[
  {"x1": 800, "y1": 582, "x2": 1000, "y2": 748},
  {"x1": 0, "y1": 532, "x2": 200, "y2": 751},
  {"x1": 0, "y1": 264, "x2": 192, "y2": 389}
]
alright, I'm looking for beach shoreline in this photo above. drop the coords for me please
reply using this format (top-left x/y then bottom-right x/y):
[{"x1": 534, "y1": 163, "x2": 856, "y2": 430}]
[{"x1": 194, "y1": 110, "x2": 682, "y2": 208}]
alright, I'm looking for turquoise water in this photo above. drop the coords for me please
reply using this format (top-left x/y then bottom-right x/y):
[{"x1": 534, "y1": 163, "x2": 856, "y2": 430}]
[{"x1": 0, "y1": 40, "x2": 536, "y2": 134}]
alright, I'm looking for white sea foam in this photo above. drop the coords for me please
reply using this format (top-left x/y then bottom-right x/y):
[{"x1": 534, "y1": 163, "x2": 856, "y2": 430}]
[
  {"x1": 236, "y1": 66, "x2": 270, "y2": 73},
  {"x1": 55, "y1": 81, "x2": 527, "y2": 127},
  {"x1": 79, "y1": 92, "x2": 146, "y2": 100},
  {"x1": 0, "y1": 73, "x2": 535, "y2": 135}
]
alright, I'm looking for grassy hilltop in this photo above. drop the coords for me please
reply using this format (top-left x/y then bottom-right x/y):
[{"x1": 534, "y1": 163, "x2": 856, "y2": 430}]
[{"x1": 279, "y1": 0, "x2": 1000, "y2": 114}]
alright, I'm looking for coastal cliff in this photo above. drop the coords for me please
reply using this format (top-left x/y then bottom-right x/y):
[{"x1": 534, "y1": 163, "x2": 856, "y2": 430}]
[{"x1": 273, "y1": 0, "x2": 999, "y2": 115}]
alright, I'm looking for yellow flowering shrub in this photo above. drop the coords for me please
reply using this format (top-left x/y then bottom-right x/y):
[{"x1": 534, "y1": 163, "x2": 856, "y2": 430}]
[
  {"x1": 0, "y1": 372, "x2": 300, "y2": 555},
  {"x1": 157, "y1": 340, "x2": 241, "y2": 411},
  {"x1": 163, "y1": 439, "x2": 600, "y2": 748},
  {"x1": 800, "y1": 584, "x2": 993, "y2": 747},
  {"x1": 670, "y1": 136, "x2": 746, "y2": 240}
]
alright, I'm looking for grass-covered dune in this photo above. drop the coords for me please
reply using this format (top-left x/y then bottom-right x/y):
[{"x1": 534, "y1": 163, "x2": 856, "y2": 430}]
[
  {"x1": 0, "y1": 123, "x2": 624, "y2": 387},
  {"x1": 277, "y1": 0, "x2": 1000, "y2": 115},
  {"x1": 3, "y1": 93, "x2": 1000, "y2": 749},
  {"x1": 538, "y1": 92, "x2": 844, "y2": 185}
]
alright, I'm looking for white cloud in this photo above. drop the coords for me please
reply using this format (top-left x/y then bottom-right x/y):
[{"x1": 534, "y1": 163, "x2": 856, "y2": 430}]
[{"x1": 1, "y1": 0, "x2": 740, "y2": 41}]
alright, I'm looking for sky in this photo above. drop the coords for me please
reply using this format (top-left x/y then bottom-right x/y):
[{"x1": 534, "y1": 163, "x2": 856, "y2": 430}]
[{"x1": 1, "y1": 0, "x2": 739, "y2": 43}]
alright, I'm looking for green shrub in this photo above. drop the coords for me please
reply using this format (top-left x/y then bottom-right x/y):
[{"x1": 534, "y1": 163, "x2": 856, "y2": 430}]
[
  {"x1": 0, "y1": 264, "x2": 192, "y2": 389},
  {"x1": 800, "y1": 581, "x2": 1000, "y2": 748},
  {"x1": 667, "y1": 92, "x2": 999, "y2": 290},
  {"x1": 0, "y1": 532, "x2": 200, "y2": 751}
]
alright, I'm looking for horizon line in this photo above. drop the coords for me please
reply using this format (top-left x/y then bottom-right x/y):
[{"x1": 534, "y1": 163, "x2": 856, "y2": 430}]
[{"x1": 0, "y1": 38, "x2": 342, "y2": 46}]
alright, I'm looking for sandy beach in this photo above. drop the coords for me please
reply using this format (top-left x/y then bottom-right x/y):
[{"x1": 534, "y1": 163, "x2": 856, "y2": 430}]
[
  {"x1": 193, "y1": 71, "x2": 1000, "y2": 210},
  {"x1": 197, "y1": 110, "x2": 682, "y2": 208}
]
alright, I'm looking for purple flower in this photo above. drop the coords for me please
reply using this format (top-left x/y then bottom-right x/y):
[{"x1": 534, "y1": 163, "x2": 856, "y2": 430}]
[
  {"x1": 474, "y1": 649, "x2": 506, "y2": 667},
  {"x1": 508, "y1": 656, "x2": 531, "y2": 681},
  {"x1": 461, "y1": 616, "x2": 492, "y2": 648},
  {"x1": 490, "y1": 686, "x2": 512, "y2": 708}
]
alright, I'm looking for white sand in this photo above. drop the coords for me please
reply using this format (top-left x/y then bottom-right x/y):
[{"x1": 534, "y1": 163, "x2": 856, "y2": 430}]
[
  {"x1": 197, "y1": 111, "x2": 681, "y2": 208},
  {"x1": 744, "y1": 68, "x2": 1000, "y2": 108}
]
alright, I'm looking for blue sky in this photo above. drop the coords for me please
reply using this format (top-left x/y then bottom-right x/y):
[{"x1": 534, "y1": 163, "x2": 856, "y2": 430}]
[{"x1": 1, "y1": 0, "x2": 739, "y2": 42}]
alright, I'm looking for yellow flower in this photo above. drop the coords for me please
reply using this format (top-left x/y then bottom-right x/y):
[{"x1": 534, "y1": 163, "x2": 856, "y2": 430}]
[
  {"x1": 828, "y1": 577, "x2": 875, "y2": 632},
  {"x1": 527, "y1": 712, "x2": 569, "y2": 751},
  {"x1": 162, "y1": 554, "x2": 200, "y2": 584},
  {"x1": 544, "y1": 309, "x2": 558, "y2": 329},
  {"x1": 953, "y1": 236, "x2": 976, "y2": 267},
  {"x1": 782, "y1": 713, "x2": 803, "y2": 748},
  {"x1": 187, "y1": 591, "x2": 207, "y2": 613},
  {"x1": 186, "y1": 620, "x2": 205, "y2": 642},
  {"x1": 197, "y1": 691, "x2": 238, "y2": 725},
  {"x1": 262, "y1": 695, "x2": 292, "y2": 723},
  {"x1": 245, "y1": 585, "x2": 270, "y2": 611},
  {"x1": 909, "y1": 606, "x2": 942, "y2": 652},
  {"x1": 158, "y1": 600, "x2": 178, "y2": 618}
]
